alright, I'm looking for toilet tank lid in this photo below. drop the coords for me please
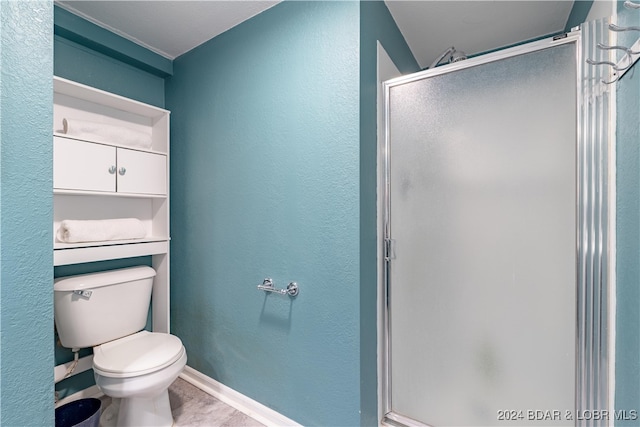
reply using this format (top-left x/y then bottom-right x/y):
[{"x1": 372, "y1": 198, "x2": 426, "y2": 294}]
[{"x1": 54, "y1": 266, "x2": 156, "y2": 292}]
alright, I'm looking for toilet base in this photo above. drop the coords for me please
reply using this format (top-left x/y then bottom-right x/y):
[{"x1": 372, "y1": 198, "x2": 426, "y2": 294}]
[
  {"x1": 100, "y1": 393, "x2": 174, "y2": 427},
  {"x1": 94, "y1": 343, "x2": 186, "y2": 426},
  {"x1": 100, "y1": 399, "x2": 119, "y2": 427}
]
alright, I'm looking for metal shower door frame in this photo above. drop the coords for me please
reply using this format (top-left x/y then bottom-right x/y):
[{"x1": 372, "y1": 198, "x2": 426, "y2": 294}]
[{"x1": 380, "y1": 30, "x2": 612, "y2": 427}]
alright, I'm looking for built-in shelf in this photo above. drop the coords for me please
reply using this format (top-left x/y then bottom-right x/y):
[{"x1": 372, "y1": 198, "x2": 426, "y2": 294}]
[
  {"x1": 54, "y1": 236, "x2": 169, "y2": 250},
  {"x1": 53, "y1": 76, "x2": 171, "y2": 333},
  {"x1": 53, "y1": 77, "x2": 168, "y2": 127},
  {"x1": 53, "y1": 132, "x2": 168, "y2": 156},
  {"x1": 54, "y1": 240, "x2": 169, "y2": 266}
]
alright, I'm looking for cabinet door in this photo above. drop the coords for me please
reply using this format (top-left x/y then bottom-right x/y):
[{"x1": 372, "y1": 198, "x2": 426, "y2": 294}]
[
  {"x1": 116, "y1": 148, "x2": 167, "y2": 195},
  {"x1": 54, "y1": 137, "x2": 116, "y2": 192}
]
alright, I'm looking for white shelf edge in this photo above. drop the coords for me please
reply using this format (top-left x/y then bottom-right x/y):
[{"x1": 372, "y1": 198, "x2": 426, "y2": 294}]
[
  {"x1": 54, "y1": 236, "x2": 168, "y2": 250},
  {"x1": 54, "y1": 188, "x2": 167, "y2": 199},
  {"x1": 54, "y1": 133, "x2": 168, "y2": 156},
  {"x1": 54, "y1": 240, "x2": 169, "y2": 266},
  {"x1": 54, "y1": 76, "x2": 170, "y2": 117}
]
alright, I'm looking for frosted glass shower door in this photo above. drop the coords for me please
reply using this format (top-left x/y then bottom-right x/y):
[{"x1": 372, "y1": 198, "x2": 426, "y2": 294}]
[{"x1": 386, "y1": 42, "x2": 577, "y2": 426}]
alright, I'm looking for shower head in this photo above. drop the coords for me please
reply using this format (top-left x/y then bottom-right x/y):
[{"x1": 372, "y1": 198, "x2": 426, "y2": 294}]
[
  {"x1": 449, "y1": 49, "x2": 468, "y2": 63},
  {"x1": 427, "y1": 46, "x2": 467, "y2": 69}
]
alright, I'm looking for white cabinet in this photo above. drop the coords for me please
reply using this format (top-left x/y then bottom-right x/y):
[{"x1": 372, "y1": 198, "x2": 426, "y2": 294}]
[
  {"x1": 54, "y1": 137, "x2": 116, "y2": 192},
  {"x1": 53, "y1": 76, "x2": 171, "y2": 333},
  {"x1": 117, "y1": 148, "x2": 167, "y2": 195},
  {"x1": 53, "y1": 137, "x2": 167, "y2": 195}
]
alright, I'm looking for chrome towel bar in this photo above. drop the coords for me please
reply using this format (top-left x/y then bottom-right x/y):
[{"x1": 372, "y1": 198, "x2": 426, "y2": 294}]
[{"x1": 257, "y1": 278, "x2": 299, "y2": 297}]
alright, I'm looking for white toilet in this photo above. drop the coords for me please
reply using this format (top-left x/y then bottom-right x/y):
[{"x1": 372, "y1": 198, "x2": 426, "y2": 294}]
[{"x1": 54, "y1": 266, "x2": 187, "y2": 427}]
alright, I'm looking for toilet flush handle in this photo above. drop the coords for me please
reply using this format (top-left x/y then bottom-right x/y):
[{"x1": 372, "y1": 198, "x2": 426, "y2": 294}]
[{"x1": 73, "y1": 289, "x2": 93, "y2": 300}]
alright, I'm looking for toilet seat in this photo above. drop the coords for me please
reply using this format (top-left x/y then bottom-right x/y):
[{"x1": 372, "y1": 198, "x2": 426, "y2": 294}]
[{"x1": 93, "y1": 330, "x2": 184, "y2": 378}]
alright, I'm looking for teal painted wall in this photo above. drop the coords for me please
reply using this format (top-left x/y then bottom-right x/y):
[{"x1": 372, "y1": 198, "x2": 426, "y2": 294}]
[
  {"x1": 615, "y1": 1, "x2": 640, "y2": 424},
  {"x1": 565, "y1": 1, "x2": 596, "y2": 31},
  {"x1": 166, "y1": 2, "x2": 361, "y2": 425},
  {"x1": 359, "y1": 2, "x2": 419, "y2": 424},
  {"x1": 53, "y1": 4, "x2": 168, "y2": 108},
  {"x1": 53, "y1": 4, "x2": 169, "y2": 108},
  {"x1": 54, "y1": 34, "x2": 165, "y2": 108},
  {"x1": 54, "y1": 6, "x2": 172, "y2": 78},
  {"x1": 0, "y1": 1, "x2": 54, "y2": 425}
]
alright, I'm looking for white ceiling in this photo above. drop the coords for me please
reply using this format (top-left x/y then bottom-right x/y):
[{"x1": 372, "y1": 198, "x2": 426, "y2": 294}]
[
  {"x1": 56, "y1": 0, "x2": 574, "y2": 68},
  {"x1": 56, "y1": 1, "x2": 281, "y2": 59}
]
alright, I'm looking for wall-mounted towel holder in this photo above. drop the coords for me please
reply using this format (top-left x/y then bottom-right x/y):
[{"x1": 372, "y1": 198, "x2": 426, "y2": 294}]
[{"x1": 257, "y1": 278, "x2": 299, "y2": 297}]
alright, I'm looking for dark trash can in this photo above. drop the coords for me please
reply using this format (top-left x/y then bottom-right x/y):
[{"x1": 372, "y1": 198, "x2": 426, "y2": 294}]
[{"x1": 55, "y1": 398, "x2": 101, "y2": 427}]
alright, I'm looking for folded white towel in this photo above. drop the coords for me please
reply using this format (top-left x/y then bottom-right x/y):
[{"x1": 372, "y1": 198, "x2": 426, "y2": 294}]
[
  {"x1": 63, "y1": 118, "x2": 153, "y2": 149},
  {"x1": 56, "y1": 218, "x2": 147, "y2": 243}
]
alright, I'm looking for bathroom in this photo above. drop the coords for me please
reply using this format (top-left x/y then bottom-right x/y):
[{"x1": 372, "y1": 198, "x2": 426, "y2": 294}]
[{"x1": 1, "y1": 0, "x2": 639, "y2": 426}]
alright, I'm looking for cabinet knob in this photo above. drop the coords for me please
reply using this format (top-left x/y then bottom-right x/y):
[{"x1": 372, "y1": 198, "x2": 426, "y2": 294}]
[
  {"x1": 108, "y1": 166, "x2": 116, "y2": 175},
  {"x1": 118, "y1": 167, "x2": 127, "y2": 176}
]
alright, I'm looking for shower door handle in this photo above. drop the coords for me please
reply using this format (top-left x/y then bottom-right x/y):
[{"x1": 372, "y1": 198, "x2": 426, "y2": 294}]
[{"x1": 385, "y1": 238, "x2": 396, "y2": 261}]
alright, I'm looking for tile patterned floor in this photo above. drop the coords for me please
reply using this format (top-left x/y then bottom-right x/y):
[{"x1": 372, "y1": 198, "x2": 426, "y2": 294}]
[
  {"x1": 99, "y1": 377, "x2": 265, "y2": 427},
  {"x1": 169, "y1": 377, "x2": 265, "y2": 427}
]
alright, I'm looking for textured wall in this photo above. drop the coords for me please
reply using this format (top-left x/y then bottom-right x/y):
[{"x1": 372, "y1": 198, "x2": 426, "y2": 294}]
[
  {"x1": 166, "y1": 2, "x2": 361, "y2": 425},
  {"x1": 54, "y1": 34, "x2": 165, "y2": 108},
  {"x1": 53, "y1": 6, "x2": 172, "y2": 79},
  {"x1": 0, "y1": 1, "x2": 54, "y2": 425},
  {"x1": 615, "y1": 1, "x2": 640, "y2": 424}
]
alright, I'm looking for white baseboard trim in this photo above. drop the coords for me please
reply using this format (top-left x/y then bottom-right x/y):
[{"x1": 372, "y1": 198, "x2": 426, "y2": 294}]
[
  {"x1": 179, "y1": 366, "x2": 300, "y2": 427},
  {"x1": 55, "y1": 385, "x2": 103, "y2": 408}
]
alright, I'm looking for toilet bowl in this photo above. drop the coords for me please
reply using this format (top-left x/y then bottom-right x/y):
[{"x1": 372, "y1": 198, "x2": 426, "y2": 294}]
[
  {"x1": 54, "y1": 266, "x2": 187, "y2": 427},
  {"x1": 94, "y1": 331, "x2": 187, "y2": 427}
]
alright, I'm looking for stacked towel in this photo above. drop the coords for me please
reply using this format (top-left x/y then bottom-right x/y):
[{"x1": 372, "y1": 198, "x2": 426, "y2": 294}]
[
  {"x1": 56, "y1": 218, "x2": 147, "y2": 243},
  {"x1": 62, "y1": 118, "x2": 153, "y2": 150}
]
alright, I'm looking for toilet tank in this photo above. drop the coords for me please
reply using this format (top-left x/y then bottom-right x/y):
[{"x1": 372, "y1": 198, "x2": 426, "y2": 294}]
[{"x1": 54, "y1": 266, "x2": 156, "y2": 349}]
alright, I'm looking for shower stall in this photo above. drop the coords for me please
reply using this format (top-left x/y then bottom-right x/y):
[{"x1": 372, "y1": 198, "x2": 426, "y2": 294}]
[{"x1": 381, "y1": 24, "x2": 612, "y2": 427}]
